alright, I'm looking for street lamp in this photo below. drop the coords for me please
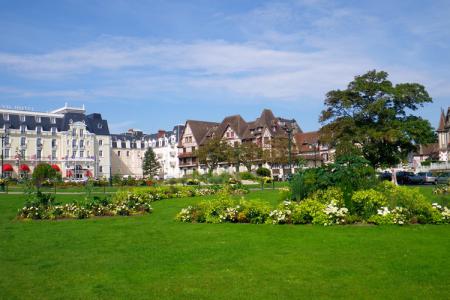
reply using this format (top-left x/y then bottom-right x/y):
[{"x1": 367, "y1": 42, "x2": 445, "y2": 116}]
[
  {"x1": 283, "y1": 119, "x2": 295, "y2": 175},
  {"x1": 1, "y1": 128, "x2": 10, "y2": 179}
]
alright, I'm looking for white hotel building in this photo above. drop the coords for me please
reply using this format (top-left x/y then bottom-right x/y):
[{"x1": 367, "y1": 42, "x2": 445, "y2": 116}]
[{"x1": 0, "y1": 104, "x2": 111, "y2": 179}]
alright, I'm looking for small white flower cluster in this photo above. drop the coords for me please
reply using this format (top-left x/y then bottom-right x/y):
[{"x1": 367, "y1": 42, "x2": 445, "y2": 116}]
[
  {"x1": 432, "y1": 203, "x2": 450, "y2": 221},
  {"x1": 195, "y1": 188, "x2": 216, "y2": 196},
  {"x1": 324, "y1": 201, "x2": 348, "y2": 225},
  {"x1": 376, "y1": 206, "x2": 408, "y2": 225},
  {"x1": 269, "y1": 209, "x2": 291, "y2": 224},
  {"x1": 219, "y1": 206, "x2": 239, "y2": 222},
  {"x1": 177, "y1": 206, "x2": 194, "y2": 222}
]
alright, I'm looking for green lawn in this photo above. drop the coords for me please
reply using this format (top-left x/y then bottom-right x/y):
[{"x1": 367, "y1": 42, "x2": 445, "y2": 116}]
[{"x1": 0, "y1": 189, "x2": 449, "y2": 299}]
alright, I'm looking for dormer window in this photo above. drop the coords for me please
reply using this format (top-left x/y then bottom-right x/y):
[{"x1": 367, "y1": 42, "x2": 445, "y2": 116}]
[
  {"x1": 35, "y1": 116, "x2": 41, "y2": 123},
  {"x1": 97, "y1": 123, "x2": 103, "y2": 129},
  {"x1": 79, "y1": 129, "x2": 84, "y2": 136},
  {"x1": 51, "y1": 127, "x2": 57, "y2": 135},
  {"x1": 50, "y1": 117, "x2": 56, "y2": 124},
  {"x1": 3, "y1": 113, "x2": 9, "y2": 121},
  {"x1": 20, "y1": 115, "x2": 25, "y2": 122},
  {"x1": 20, "y1": 125, "x2": 26, "y2": 134},
  {"x1": 36, "y1": 126, "x2": 42, "y2": 135}
]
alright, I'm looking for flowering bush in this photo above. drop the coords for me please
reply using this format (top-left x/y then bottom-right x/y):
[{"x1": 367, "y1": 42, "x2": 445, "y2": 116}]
[
  {"x1": 324, "y1": 201, "x2": 349, "y2": 225},
  {"x1": 18, "y1": 192, "x2": 153, "y2": 220}
]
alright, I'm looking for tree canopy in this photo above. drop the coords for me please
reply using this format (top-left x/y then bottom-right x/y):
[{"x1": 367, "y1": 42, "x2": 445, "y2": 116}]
[
  {"x1": 142, "y1": 148, "x2": 161, "y2": 178},
  {"x1": 196, "y1": 137, "x2": 229, "y2": 173},
  {"x1": 32, "y1": 163, "x2": 57, "y2": 188},
  {"x1": 319, "y1": 70, "x2": 436, "y2": 167}
]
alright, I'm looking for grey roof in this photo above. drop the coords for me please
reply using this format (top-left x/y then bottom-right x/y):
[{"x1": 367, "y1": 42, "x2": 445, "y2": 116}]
[
  {"x1": 0, "y1": 110, "x2": 109, "y2": 135},
  {"x1": 111, "y1": 125, "x2": 185, "y2": 149}
]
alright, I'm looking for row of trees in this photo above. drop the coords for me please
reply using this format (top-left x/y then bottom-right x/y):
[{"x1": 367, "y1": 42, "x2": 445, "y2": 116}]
[{"x1": 196, "y1": 136, "x2": 298, "y2": 174}]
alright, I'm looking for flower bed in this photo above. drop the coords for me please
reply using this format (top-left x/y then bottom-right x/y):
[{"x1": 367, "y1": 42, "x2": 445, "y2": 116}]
[
  {"x1": 176, "y1": 182, "x2": 450, "y2": 226},
  {"x1": 18, "y1": 185, "x2": 247, "y2": 221}
]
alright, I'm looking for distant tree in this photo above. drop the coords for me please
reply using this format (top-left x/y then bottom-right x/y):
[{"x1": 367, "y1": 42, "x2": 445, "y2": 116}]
[
  {"x1": 256, "y1": 167, "x2": 271, "y2": 177},
  {"x1": 320, "y1": 70, "x2": 436, "y2": 167},
  {"x1": 262, "y1": 137, "x2": 294, "y2": 165},
  {"x1": 196, "y1": 137, "x2": 229, "y2": 174},
  {"x1": 239, "y1": 142, "x2": 263, "y2": 171},
  {"x1": 32, "y1": 163, "x2": 57, "y2": 189},
  {"x1": 142, "y1": 148, "x2": 161, "y2": 179}
]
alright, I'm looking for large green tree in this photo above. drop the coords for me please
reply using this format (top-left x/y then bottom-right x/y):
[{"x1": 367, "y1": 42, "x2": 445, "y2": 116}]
[
  {"x1": 196, "y1": 137, "x2": 229, "y2": 174},
  {"x1": 320, "y1": 70, "x2": 436, "y2": 167},
  {"x1": 142, "y1": 148, "x2": 161, "y2": 179}
]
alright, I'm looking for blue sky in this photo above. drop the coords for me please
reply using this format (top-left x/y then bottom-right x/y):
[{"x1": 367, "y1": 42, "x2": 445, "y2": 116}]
[{"x1": 0, "y1": 0, "x2": 449, "y2": 133}]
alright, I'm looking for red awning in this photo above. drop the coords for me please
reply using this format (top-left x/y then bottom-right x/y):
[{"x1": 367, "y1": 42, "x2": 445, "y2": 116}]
[
  {"x1": 19, "y1": 164, "x2": 30, "y2": 172},
  {"x1": 51, "y1": 164, "x2": 61, "y2": 172},
  {"x1": 2, "y1": 164, "x2": 13, "y2": 172},
  {"x1": 85, "y1": 170, "x2": 93, "y2": 177},
  {"x1": 66, "y1": 170, "x2": 73, "y2": 177}
]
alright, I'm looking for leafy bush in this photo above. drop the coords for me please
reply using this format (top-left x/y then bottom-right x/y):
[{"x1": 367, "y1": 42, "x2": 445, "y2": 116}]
[
  {"x1": 256, "y1": 167, "x2": 271, "y2": 177},
  {"x1": 239, "y1": 172, "x2": 255, "y2": 180},
  {"x1": 351, "y1": 189, "x2": 387, "y2": 219},
  {"x1": 289, "y1": 155, "x2": 376, "y2": 201}
]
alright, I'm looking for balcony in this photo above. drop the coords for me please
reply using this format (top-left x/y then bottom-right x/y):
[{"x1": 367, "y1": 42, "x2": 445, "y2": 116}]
[
  {"x1": 179, "y1": 161, "x2": 197, "y2": 167},
  {"x1": 178, "y1": 152, "x2": 195, "y2": 158}
]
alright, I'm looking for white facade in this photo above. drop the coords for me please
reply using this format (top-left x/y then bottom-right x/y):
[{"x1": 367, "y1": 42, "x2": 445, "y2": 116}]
[{"x1": 0, "y1": 105, "x2": 111, "y2": 179}]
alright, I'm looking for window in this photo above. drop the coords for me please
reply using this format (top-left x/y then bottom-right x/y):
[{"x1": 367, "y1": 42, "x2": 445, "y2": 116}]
[
  {"x1": 72, "y1": 151, "x2": 76, "y2": 158},
  {"x1": 126, "y1": 151, "x2": 129, "y2": 157},
  {"x1": 72, "y1": 139, "x2": 76, "y2": 147},
  {"x1": 99, "y1": 150, "x2": 103, "y2": 157},
  {"x1": 36, "y1": 138, "x2": 42, "y2": 147},
  {"x1": 20, "y1": 115, "x2": 25, "y2": 122},
  {"x1": 117, "y1": 151, "x2": 120, "y2": 157},
  {"x1": 20, "y1": 125, "x2": 26, "y2": 134},
  {"x1": 97, "y1": 123, "x2": 103, "y2": 129},
  {"x1": 72, "y1": 128, "x2": 76, "y2": 136},
  {"x1": 20, "y1": 137, "x2": 26, "y2": 146},
  {"x1": 99, "y1": 166, "x2": 103, "y2": 173},
  {"x1": 35, "y1": 116, "x2": 41, "y2": 123},
  {"x1": 20, "y1": 149, "x2": 25, "y2": 159},
  {"x1": 50, "y1": 117, "x2": 56, "y2": 124},
  {"x1": 3, "y1": 114, "x2": 9, "y2": 121},
  {"x1": 52, "y1": 150, "x2": 57, "y2": 160},
  {"x1": 4, "y1": 136, "x2": 9, "y2": 145},
  {"x1": 37, "y1": 149, "x2": 42, "y2": 159},
  {"x1": 79, "y1": 129, "x2": 83, "y2": 136},
  {"x1": 87, "y1": 151, "x2": 90, "y2": 157},
  {"x1": 4, "y1": 149, "x2": 9, "y2": 158},
  {"x1": 52, "y1": 139, "x2": 56, "y2": 148},
  {"x1": 80, "y1": 140, "x2": 84, "y2": 148},
  {"x1": 99, "y1": 139, "x2": 103, "y2": 146},
  {"x1": 36, "y1": 126, "x2": 42, "y2": 135},
  {"x1": 51, "y1": 127, "x2": 57, "y2": 135},
  {"x1": 80, "y1": 150, "x2": 84, "y2": 158}
]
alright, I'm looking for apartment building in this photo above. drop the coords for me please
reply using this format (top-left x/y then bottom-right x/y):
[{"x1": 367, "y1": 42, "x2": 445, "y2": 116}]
[
  {"x1": 178, "y1": 109, "x2": 302, "y2": 177},
  {"x1": 111, "y1": 126, "x2": 184, "y2": 179},
  {"x1": 437, "y1": 108, "x2": 450, "y2": 162},
  {"x1": 0, "y1": 104, "x2": 111, "y2": 179}
]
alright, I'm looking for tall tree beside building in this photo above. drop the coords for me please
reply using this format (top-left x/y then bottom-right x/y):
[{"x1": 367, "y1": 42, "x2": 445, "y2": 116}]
[
  {"x1": 142, "y1": 148, "x2": 161, "y2": 178},
  {"x1": 196, "y1": 137, "x2": 229, "y2": 174},
  {"x1": 239, "y1": 142, "x2": 263, "y2": 171},
  {"x1": 320, "y1": 70, "x2": 436, "y2": 167}
]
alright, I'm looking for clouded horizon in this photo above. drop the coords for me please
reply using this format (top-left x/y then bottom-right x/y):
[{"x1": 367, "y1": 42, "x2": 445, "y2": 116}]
[{"x1": 1, "y1": 0, "x2": 449, "y2": 133}]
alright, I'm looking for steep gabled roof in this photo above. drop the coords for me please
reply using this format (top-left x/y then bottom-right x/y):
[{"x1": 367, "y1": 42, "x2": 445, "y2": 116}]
[
  {"x1": 294, "y1": 131, "x2": 320, "y2": 153},
  {"x1": 215, "y1": 115, "x2": 248, "y2": 139},
  {"x1": 185, "y1": 120, "x2": 219, "y2": 145}
]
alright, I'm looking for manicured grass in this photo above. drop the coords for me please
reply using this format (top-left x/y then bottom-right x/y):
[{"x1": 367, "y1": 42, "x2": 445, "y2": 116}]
[{"x1": 0, "y1": 190, "x2": 449, "y2": 299}]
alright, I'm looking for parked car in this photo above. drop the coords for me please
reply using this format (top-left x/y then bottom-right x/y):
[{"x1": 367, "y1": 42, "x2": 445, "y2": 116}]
[
  {"x1": 408, "y1": 172, "x2": 436, "y2": 185},
  {"x1": 378, "y1": 172, "x2": 392, "y2": 181},
  {"x1": 435, "y1": 172, "x2": 450, "y2": 185},
  {"x1": 395, "y1": 171, "x2": 415, "y2": 185}
]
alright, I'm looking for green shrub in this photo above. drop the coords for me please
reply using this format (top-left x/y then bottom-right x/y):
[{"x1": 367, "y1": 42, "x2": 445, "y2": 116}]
[
  {"x1": 351, "y1": 189, "x2": 387, "y2": 219},
  {"x1": 239, "y1": 172, "x2": 255, "y2": 180},
  {"x1": 256, "y1": 167, "x2": 271, "y2": 177},
  {"x1": 290, "y1": 199, "x2": 327, "y2": 225}
]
